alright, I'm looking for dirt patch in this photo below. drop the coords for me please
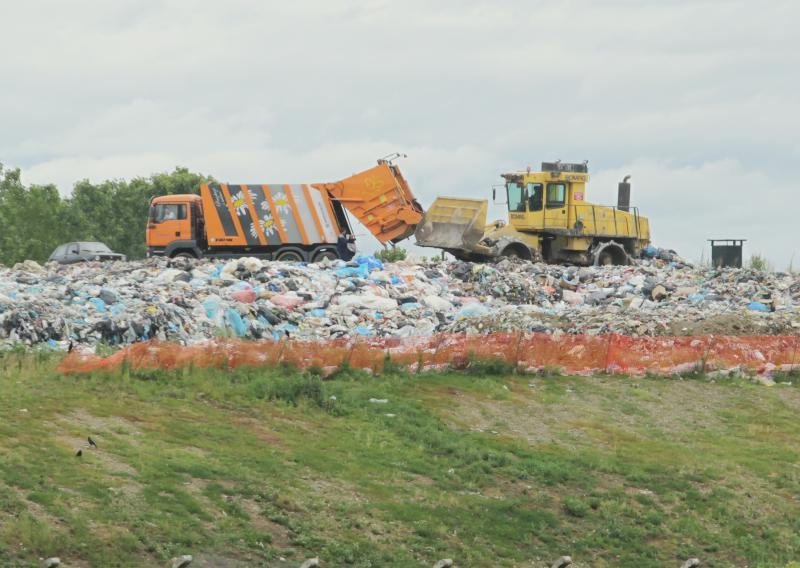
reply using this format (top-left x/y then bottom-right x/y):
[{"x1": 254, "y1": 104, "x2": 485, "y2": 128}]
[
  {"x1": 666, "y1": 313, "x2": 792, "y2": 336},
  {"x1": 58, "y1": 409, "x2": 143, "y2": 439},
  {"x1": 7, "y1": 486, "x2": 67, "y2": 529},
  {"x1": 436, "y1": 378, "x2": 788, "y2": 448},
  {"x1": 231, "y1": 416, "x2": 285, "y2": 448},
  {"x1": 237, "y1": 497, "x2": 292, "y2": 549},
  {"x1": 184, "y1": 553, "x2": 255, "y2": 567},
  {"x1": 300, "y1": 472, "x2": 366, "y2": 505},
  {"x1": 55, "y1": 434, "x2": 138, "y2": 477},
  {"x1": 441, "y1": 388, "x2": 603, "y2": 445}
]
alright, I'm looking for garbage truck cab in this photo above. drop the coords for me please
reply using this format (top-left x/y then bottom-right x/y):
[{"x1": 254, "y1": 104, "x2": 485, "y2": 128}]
[{"x1": 146, "y1": 195, "x2": 203, "y2": 259}]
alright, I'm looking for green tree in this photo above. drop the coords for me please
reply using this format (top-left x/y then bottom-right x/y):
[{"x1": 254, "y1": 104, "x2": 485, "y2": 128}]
[{"x1": 375, "y1": 246, "x2": 407, "y2": 263}]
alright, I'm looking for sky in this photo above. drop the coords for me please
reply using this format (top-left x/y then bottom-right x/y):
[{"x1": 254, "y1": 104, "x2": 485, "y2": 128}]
[{"x1": 1, "y1": 0, "x2": 798, "y2": 267}]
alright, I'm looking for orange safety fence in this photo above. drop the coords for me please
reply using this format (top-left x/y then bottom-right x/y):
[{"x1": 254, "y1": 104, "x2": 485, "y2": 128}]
[{"x1": 57, "y1": 333, "x2": 800, "y2": 377}]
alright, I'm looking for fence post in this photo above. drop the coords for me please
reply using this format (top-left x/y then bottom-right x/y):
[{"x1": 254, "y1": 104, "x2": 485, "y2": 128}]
[
  {"x1": 604, "y1": 333, "x2": 615, "y2": 375},
  {"x1": 513, "y1": 331, "x2": 524, "y2": 374}
]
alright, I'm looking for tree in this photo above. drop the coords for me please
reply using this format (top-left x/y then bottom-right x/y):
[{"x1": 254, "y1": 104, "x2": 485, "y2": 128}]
[{"x1": 375, "y1": 246, "x2": 407, "y2": 263}]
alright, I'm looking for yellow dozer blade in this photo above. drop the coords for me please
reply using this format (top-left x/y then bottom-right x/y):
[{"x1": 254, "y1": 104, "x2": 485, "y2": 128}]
[{"x1": 414, "y1": 197, "x2": 488, "y2": 251}]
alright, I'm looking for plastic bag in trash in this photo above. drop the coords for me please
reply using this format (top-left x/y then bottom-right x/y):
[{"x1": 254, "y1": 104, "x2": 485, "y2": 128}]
[
  {"x1": 335, "y1": 264, "x2": 370, "y2": 279},
  {"x1": 355, "y1": 255, "x2": 384, "y2": 270}
]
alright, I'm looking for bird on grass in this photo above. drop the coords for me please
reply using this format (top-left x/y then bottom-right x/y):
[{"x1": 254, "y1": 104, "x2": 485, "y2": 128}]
[
  {"x1": 88, "y1": 436, "x2": 97, "y2": 448},
  {"x1": 75, "y1": 449, "x2": 82, "y2": 457}
]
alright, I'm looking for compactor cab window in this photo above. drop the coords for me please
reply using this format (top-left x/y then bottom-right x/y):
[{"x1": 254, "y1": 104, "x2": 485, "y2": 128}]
[
  {"x1": 527, "y1": 183, "x2": 543, "y2": 211},
  {"x1": 546, "y1": 183, "x2": 566, "y2": 208},
  {"x1": 506, "y1": 182, "x2": 525, "y2": 212},
  {"x1": 152, "y1": 203, "x2": 187, "y2": 223}
]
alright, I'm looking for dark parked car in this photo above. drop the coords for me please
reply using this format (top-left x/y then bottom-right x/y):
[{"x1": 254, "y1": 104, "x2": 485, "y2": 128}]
[{"x1": 48, "y1": 242, "x2": 127, "y2": 264}]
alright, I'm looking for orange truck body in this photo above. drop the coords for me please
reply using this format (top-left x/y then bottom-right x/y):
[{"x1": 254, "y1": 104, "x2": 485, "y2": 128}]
[{"x1": 146, "y1": 161, "x2": 423, "y2": 261}]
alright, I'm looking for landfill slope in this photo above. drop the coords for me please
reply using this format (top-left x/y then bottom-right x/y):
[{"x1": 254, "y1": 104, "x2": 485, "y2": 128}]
[{"x1": 1, "y1": 256, "x2": 798, "y2": 348}]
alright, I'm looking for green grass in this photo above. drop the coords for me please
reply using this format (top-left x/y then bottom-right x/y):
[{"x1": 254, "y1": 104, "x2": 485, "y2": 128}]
[{"x1": 1, "y1": 352, "x2": 799, "y2": 567}]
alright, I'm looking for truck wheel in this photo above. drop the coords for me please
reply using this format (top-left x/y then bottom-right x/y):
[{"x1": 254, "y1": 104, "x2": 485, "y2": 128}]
[
  {"x1": 173, "y1": 252, "x2": 196, "y2": 259},
  {"x1": 312, "y1": 250, "x2": 338, "y2": 262},
  {"x1": 276, "y1": 250, "x2": 304, "y2": 262}
]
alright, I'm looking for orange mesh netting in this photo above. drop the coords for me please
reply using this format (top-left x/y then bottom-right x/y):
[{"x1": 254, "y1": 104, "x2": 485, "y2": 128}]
[{"x1": 57, "y1": 333, "x2": 800, "y2": 377}]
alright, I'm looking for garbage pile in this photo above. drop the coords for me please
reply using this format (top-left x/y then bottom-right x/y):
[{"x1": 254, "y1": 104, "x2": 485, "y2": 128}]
[{"x1": 1, "y1": 255, "x2": 798, "y2": 349}]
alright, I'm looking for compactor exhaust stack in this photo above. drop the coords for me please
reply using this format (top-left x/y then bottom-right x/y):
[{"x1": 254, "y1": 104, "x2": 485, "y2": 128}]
[{"x1": 617, "y1": 175, "x2": 631, "y2": 212}]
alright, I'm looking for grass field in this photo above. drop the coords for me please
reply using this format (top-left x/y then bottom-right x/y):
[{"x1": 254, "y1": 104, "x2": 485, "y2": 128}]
[{"x1": 1, "y1": 352, "x2": 799, "y2": 567}]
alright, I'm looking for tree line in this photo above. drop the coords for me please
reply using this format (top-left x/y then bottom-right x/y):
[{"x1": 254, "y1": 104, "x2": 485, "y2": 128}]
[{"x1": 0, "y1": 164, "x2": 208, "y2": 265}]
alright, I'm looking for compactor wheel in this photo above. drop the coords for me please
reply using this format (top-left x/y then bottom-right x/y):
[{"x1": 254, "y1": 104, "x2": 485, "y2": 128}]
[{"x1": 592, "y1": 240, "x2": 631, "y2": 266}]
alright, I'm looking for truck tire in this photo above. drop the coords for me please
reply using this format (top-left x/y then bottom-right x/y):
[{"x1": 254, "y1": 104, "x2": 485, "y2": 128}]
[
  {"x1": 172, "y1": 251, "x2": 197, "y2": 259},
  {"x1": 312, "y1": 250, "x2": 338, "y2": 262},
  {"x1": 276, "y1": 250, "x2": 304, "y2": 262}
]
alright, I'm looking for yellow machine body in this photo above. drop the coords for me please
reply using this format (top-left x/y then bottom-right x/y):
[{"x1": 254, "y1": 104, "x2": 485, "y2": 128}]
[{"x1": 416, "y1": 162, "x2": 651, "y2": 265}]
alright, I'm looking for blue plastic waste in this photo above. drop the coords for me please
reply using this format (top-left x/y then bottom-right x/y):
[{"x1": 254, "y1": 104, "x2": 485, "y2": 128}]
[
  {"x1": 203, "y1": 298, "x2": 221, "y2": 319},
  {"x1": 456, "y1": 304, "x2": 491, "y2": 319},
  {"x1": 354, "y1": 326, "x2": 374, "y2": 336},
  {"x1": 272, "y1": 322, "x2": 298, "y2": 340},
  {"x1": 355, "y1": 255, "x2": 384, "y2": 270},
  {"x1": 309, "y1": 308, "x2": 327, "y2": 317},
  {"x1": 335, "y1": 264, "x2": 370, "y2": 279},
  {"x1": 224, "y1": 308, "x2": 248, "y2": 336},
  {"x1": 642, "y1": 245, "x2": 658, "y2": 258},
  {"x1": 748, "y1": 301, "x2": 770, "y2": 312},
  {"x1": 390, "y1": 275, "x2": 402, "y2": 285},
  {"x1": 88, "y1": 297, "x2": 106, "y2": 313}
]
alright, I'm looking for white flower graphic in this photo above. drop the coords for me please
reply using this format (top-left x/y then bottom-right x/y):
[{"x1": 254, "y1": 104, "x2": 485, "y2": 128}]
[
  {"x1": 259, "y1": 214, "x2": 277, "y2": 236},
  {"x1": 260, "y1": 199, "x2": 270, "y2": 212},
  {"x1": 272, "y1": 192, "x2": 291, "y2": 215},
  {"x1": 249, "y1": 222, "x2": 259, "y2": 239},
  {"x1": 231, "y1": 191, "x2": 248, "y2": 216}
]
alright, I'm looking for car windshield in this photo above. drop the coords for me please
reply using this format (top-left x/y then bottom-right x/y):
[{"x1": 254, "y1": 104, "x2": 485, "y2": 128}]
[{"x1": 80, "y1": 243, "x2": 112, "y2": 253}]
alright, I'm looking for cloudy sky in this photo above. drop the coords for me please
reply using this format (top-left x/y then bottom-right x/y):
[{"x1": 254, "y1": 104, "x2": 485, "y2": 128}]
[{"x1": 2, "y1": 0, "x2": 797, "y2": 266}]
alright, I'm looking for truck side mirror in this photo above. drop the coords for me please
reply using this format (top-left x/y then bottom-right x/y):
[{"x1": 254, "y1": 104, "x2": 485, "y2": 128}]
[{"x1": 492, "y1": 188, "x2": 496, "y2": 201}]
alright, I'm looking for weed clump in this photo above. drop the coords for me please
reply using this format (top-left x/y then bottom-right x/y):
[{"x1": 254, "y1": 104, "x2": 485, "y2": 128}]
[{"x1": 251, "y1": 373, "x2": 324, "y2": 407}]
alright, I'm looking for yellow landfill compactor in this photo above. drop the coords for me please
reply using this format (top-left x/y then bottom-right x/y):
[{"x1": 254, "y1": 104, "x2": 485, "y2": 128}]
[{"x1": 415, "y1": 161, "x2": 651, "y2": 265}]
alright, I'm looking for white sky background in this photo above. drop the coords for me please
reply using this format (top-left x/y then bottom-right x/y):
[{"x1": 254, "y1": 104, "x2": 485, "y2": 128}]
[{"x1": 1, "y1": 0, "x2": 798, "y2": 267}]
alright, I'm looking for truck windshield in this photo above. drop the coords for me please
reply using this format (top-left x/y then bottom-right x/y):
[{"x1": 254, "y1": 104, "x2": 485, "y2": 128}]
[
  {"x1": 506, "y1": 183, "x2": 525, "y2": 213},
  {"x1": 151, "y1": 203, "x2": 187, "y2": 223}
]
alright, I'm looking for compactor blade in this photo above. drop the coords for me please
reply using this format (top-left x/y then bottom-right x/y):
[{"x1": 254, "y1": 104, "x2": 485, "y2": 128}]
[{"x1": 414, "y1": 197, "x2": 488, "y2": 251}]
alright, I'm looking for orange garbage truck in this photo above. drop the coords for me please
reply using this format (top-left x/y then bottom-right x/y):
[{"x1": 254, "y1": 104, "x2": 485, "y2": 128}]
[{"x1": 146, "y1": 157, "x2": 424, "y2": 261}]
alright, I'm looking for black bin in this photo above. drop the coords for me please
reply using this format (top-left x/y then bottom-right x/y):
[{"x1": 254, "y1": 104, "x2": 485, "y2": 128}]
[{"x1": 709, "y1": 239, "x2": 745, "y2": 268}]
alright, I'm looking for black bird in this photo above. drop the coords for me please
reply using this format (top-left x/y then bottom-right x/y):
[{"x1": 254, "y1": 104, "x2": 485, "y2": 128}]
[
  {"x1": 88, "y1": 436, "x2": 97, "y2": 449},
  {"x1": 284, "y1": 329, "x2": 290, "y2": 339},
  {"x1": 75, "y1": 449, "x2": 82, "y2": 457},
  {"x1": 68, "y1": 341, "x2": 74, "y2": 353}
]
